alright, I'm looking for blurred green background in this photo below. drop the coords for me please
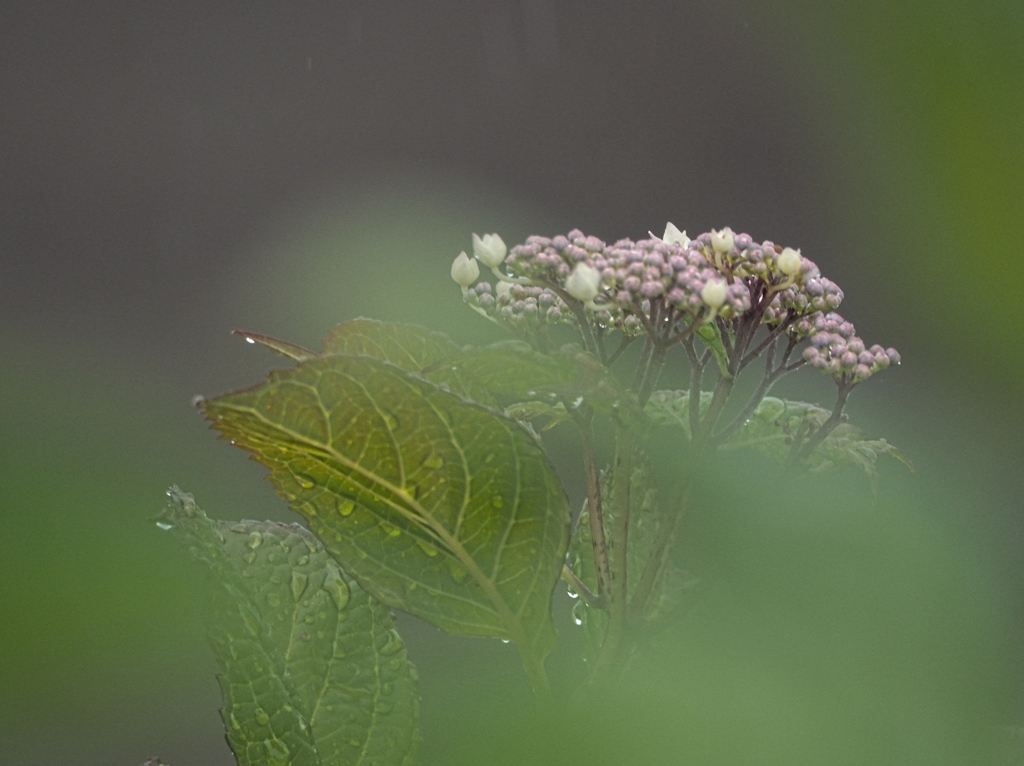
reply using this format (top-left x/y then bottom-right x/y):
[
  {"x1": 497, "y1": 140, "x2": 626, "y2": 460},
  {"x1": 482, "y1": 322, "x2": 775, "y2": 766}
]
[{"x1": 1, "y1": 2, "x2": 1022, "y2": 764}]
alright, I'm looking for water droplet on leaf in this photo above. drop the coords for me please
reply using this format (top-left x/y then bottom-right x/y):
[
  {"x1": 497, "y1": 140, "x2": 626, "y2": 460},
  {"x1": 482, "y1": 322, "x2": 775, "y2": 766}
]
[
  {"x1": 155, "y1": 521, "x2": 173, "y2": 531},
  {"x1": 415, "y1": 539, "x2": 439, "y2": 557},
  {"x1": 291, "y1": 571, "x2": 308, "y2": 601},
  {"x1": 246, "y1": 531, "x2": 263, "y2": 549},
  {"x1": 422, "y1": 452, "x2": 444, "y2": 470},
  {"x1": 491, "y1": 496, "x2": 505, "y2": 508},
  {"x1": 446, "y1": 561, "x2": 469, "y2": 583},
  {"x1": 322, "y1": 568, "x2": 350, "y2": 611},
  {"x1": 254, "y1": 708, "x2": 270, "y2": 726},
  {"x1": 263, "y1": 738, "x2": 289, "y2": 765},
  {"x1": 266, "y1": 592, "x2": 281, "y2": 608},
  {"x1": 378, "y1": 628, "x2": 405, "y2": 656}
]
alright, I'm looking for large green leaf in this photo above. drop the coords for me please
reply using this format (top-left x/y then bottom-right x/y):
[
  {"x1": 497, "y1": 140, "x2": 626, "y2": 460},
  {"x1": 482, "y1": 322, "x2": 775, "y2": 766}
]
[
  {"x1": 200, "y1": 355, "x2": 570, "y2": 661},
  {"x1": 319, "y1": 319, "x2": 495, "y2": 405},
  {"x1": 424, "y1": 341, "x2": 616, "y2": 404},
  {"x1": 157, "y1": 488, "x2": 419, "y2": 766}
]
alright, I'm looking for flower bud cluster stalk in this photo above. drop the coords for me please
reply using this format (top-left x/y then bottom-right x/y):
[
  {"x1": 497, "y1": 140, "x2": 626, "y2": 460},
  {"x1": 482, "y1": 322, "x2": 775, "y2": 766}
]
[{"x1": 450, "y1": 223, "x2": 900, "y2": 687}]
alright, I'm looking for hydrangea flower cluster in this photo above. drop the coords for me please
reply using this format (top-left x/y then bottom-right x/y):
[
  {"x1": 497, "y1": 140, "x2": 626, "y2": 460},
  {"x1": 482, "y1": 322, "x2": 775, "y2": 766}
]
[
  {"x1": 451, "y1": 224, "x2": 899, "y2": 386},
  {"x1": 801, "y1": 312, "x2": 901, "y2": 382}
]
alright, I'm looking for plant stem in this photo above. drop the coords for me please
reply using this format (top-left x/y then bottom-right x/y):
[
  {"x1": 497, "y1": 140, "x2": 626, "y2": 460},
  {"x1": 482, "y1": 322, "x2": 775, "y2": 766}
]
[
  {"x1": 576, "y1": 411, "x2": 613, "y2": 608},
  {"x1": 516, "y1": 645, "x2": 552, "y2": 700},
  {"x1": 786, "y1": 382, "x2": 852, "y2": 472},
  {"x1": 589, "y1": 422, "x2": 635, "y2": 684}
]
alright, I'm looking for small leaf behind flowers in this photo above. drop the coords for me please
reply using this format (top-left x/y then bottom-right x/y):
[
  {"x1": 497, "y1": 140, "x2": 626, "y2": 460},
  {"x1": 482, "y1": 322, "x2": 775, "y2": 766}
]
[{"x1": 646, "y1": 392, "x2": 912, "y2": 484}]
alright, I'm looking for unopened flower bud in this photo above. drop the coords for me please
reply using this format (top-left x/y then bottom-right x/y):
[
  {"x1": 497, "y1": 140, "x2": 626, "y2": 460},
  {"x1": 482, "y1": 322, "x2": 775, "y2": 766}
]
[
  {"x1": 495, "y1": 280, "x2": 513, "y2": 298},
  {"x1": 777, "y1": 247, "x2": 802, "y2": 276},
  {"x1": 565, "y1": 262, "x2": 601, "y2": 301},
  {"x1": 710, "y1": 227, "x2": 735, "y2": 254},
  {"x1": 451, "y1": 251, "x2": 480, "y2": 287},
  {"x1": 472, "y1": 233, "x2": 507, "y2": 269},
  {"x1": 701, "y1": 278, "x2": 727, "y2": 308}
]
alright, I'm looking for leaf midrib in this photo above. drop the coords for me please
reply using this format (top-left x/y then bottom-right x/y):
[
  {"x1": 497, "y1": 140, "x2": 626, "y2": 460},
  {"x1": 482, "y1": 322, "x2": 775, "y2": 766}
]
[{"x1": 217, "y1": 395, "x2": 535, "y2": 649}]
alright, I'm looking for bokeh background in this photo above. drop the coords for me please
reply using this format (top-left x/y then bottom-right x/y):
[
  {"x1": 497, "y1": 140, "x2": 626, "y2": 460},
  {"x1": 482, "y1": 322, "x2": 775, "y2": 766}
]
[{"x1": 2, "y1": 2, "x2": 1022, "y2": 764}]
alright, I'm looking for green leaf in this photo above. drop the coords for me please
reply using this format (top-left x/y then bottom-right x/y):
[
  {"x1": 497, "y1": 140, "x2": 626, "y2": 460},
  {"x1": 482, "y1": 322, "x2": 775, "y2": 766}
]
[
  {"x1": 425, "y1": 341, "x2": 614, "y2": 403},
  {"x1": 234, "y1": 330, "x2": 317, "y2": 363},
  {"x1": 646, "y1": 392, "x2": 913, "y2": 483},
  {"x1": 568, "y1": 453, "x2": 695, "y2": 662},
  {"x1": 730, "y1": 397, "x2": 913, "y2": 479},
  {"x1": 157, "y1": 488, "x2": 419, "y2": 766},
  {"x1": 696, "y1": 322, "x2": 732, "y2": 378},
  {"x1": 644, "y1": 389, "x2": 714, "y2": 438},
  {"x1": 200, "y1": 355, "x2": 571, "y2": 663},
  {"x1": 320, "y1": 318, "x2": 496, "y2": 406},
  {"x1": 321, "y1": 318, "x2": 460, "y2": 368},
  {"x1": 503, "y1": 401, "x2": 570, "y2": 433}
]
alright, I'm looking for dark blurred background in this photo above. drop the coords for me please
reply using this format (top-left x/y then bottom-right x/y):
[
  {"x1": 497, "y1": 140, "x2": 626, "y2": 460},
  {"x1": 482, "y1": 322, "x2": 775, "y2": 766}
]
[{"x1": 2, "y1": 2, "x2": 1022, "y2": 764}]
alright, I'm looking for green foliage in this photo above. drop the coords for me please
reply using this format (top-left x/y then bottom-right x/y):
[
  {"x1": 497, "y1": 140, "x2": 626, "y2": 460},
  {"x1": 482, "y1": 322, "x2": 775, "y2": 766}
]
[
  {"x1": 199, "y1": 351, "x2": 570, "y2": 664},
  {"x1": 569, "y1": 453, "x2": 695, "y2": 663},
  {"x1": 158, "y1": 488, "x2": 419, "y2": 766},
  {"x1": 646, "y1": 391, "x2": 912, "y2": 483},
  {"x1": 168, "y1": 228, "x2": 913, "y2": 763}
]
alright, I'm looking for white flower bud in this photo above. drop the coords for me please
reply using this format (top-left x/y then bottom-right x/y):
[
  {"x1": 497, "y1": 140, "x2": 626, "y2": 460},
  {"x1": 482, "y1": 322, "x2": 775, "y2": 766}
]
[
  {"x1": 451, "y1": 251, "x2": 480, "y2": 287},
  {"x1": 662, "y1": 222, "x2": 690, "y2": 247},
  {"x1": 777, "y1": 247, "x2": 802, "y2": 277},
  {"x1": 700, "y1": 278, "x2": 727, "y2": 308},
  {"x1": 565, "y1": 262, "x2": 601, "y2": 302},
  {"x1": 710, "y1": 227, "x2": 735, "y2": 254},
  {"x1": 472, "y1": 233, "x2": 507, "y2": 269}
]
